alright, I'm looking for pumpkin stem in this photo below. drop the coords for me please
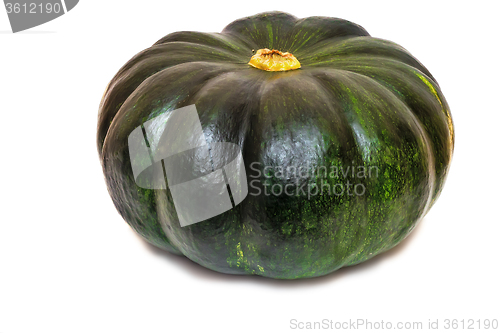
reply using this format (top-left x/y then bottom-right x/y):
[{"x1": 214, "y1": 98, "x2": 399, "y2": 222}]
[{"x1": 248, "y1": 48, "x2": 301, "y2": 71}]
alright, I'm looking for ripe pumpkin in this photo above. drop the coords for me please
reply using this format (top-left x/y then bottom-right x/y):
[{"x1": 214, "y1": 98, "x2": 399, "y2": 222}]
[{"x1": 97, "y1": 11, "x2": 454, "y2": 279}]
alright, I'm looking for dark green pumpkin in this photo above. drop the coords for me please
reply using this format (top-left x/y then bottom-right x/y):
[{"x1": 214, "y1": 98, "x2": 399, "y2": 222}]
[{"x1": 97, "y1": 11, "x2": 454, "y2": 279}]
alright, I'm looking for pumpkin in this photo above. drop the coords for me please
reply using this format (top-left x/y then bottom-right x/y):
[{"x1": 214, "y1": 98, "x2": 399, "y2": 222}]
[{"x1": 97, "y1": 11, "x2": 454, "y2": 279}]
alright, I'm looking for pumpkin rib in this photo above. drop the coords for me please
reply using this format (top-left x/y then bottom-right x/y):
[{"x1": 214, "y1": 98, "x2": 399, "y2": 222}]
[
  {"x1": 97, "y1": 41, "x2": 248, "y2": 155},
  {"x1": 109, "y1": 41, "x2": 245, "y2": 83},
  {"x1": 300, "y1": 39, "x2": 436, "y2": 83},
  {"x1": 100, "y1": 62, "x2": 250, "y2": 256},
  {"x1": 252, "y1": 72, "x2": 366, "y2": 276},
  {"x1": 299, "y1": 37, "x2": 411, "y2": 59},
  {"x1": 291, "y1": 35, "x2": 361, "y2": 60},
  {"x1": 309, "y1": 68, "x2": 437, "y2": 246},
  {"x1": 153, "y1": 31, "x2": 252, "y2": 56},
  {"x1": 221, "y1": 11, "x2": 299, "y2": 50},
  {"x1": 103, "y1": 61, "x2": 247, "y2": 150},
  {"x1": 328, "y1": 69, "x2": 437, "y2": 218},
  {"x1": 100, "y1": 40, "x2": 246, "y2": 109},
  {"x1": 308, "y1": 58, "x2": 451, "y2": 206},
  {"x1": 284, "y1": 16, "x2": 370, "y2": 53},
  {"x1": 310, "y1": 66, "x2": 436, "y2": 171},
  {"x1": 220, "y1": 30, "x2": 262, "y2": 51},
  {"x1": 161, "y1": 70, "x2": 267, "y2": 273}
]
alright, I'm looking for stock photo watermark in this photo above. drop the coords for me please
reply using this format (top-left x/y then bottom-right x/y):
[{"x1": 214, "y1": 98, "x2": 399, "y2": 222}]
[
  {"x1": 3, "y1": 0, "x2": 79, "y2": 33},
  {"x1": 289, "y1": 318, "x2": 499, "y2": 330},
  {"x1": 248, "y1": 161, "x2": 379, "y2": 199}
]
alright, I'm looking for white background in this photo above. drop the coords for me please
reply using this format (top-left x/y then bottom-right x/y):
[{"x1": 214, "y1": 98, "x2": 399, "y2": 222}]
[{"x1": 1, "y1": 1, "x2": 499, "y2": 332}]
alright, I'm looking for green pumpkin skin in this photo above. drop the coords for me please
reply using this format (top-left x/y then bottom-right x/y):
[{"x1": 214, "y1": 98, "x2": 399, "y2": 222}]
[{"x1": 97, "y1": 11, "x2": 454, "y2": 279}]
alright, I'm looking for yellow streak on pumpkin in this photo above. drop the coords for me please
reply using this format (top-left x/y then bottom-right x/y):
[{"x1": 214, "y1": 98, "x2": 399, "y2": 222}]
[
  {"x1": 235, "y1": 242, "x2": 264, "y2": 273},
  {"x1": 416, "y1": 72, "x2": 454, "y2": 149}
]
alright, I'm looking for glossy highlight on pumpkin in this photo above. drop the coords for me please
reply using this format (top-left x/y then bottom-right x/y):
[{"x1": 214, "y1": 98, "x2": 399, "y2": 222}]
[{"x1": 97, "y1": 11, "x2": 454, "y2": 279}]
